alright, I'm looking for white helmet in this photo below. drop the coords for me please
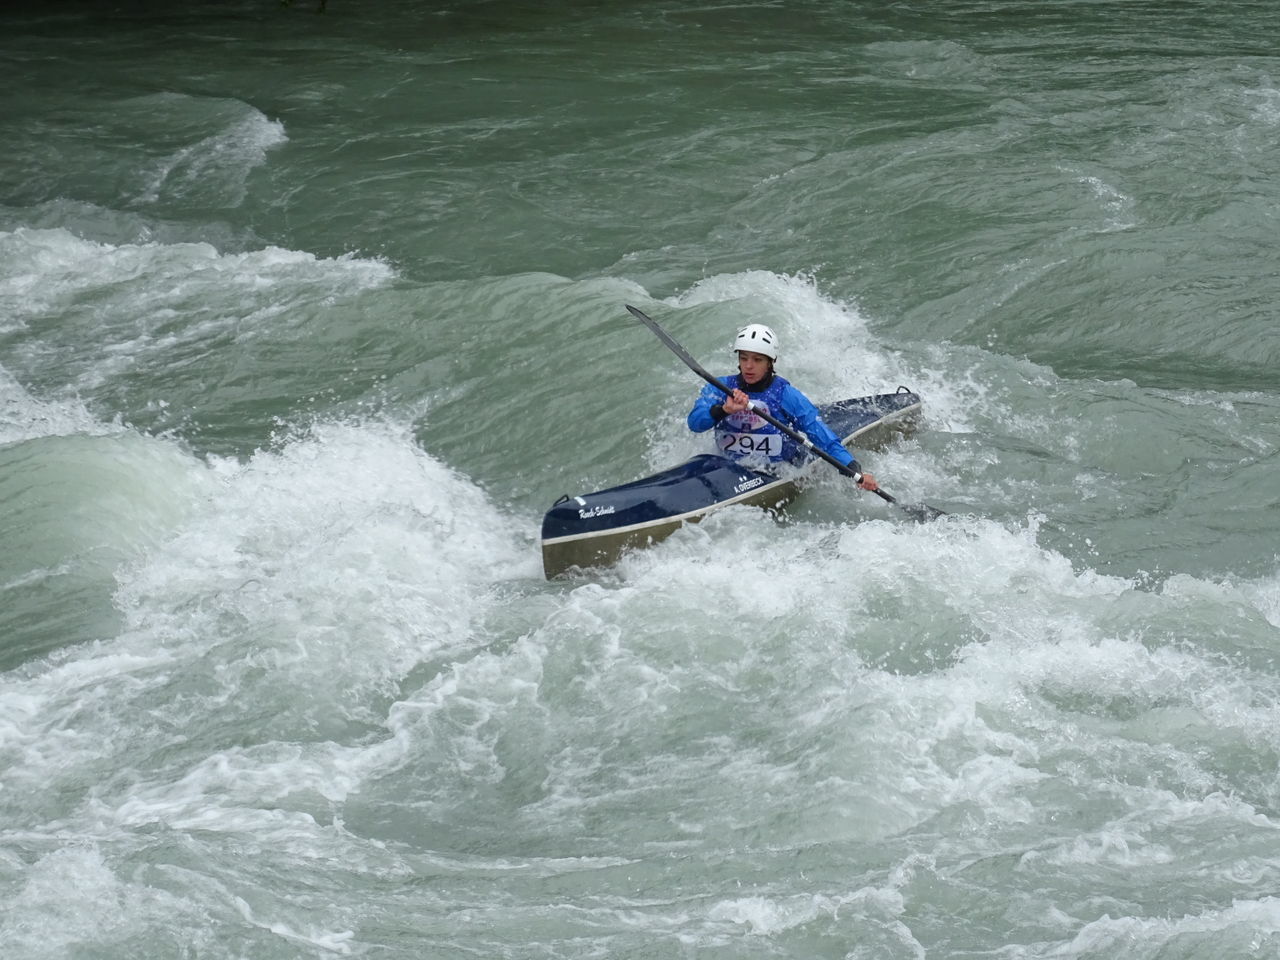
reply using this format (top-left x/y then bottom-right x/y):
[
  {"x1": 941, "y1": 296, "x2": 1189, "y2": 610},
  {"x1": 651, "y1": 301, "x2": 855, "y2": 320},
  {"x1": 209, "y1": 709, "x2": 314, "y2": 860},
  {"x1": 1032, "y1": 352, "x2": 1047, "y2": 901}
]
[{"x1": 732, "y1": 323, "x2": 778, "y2": 361}]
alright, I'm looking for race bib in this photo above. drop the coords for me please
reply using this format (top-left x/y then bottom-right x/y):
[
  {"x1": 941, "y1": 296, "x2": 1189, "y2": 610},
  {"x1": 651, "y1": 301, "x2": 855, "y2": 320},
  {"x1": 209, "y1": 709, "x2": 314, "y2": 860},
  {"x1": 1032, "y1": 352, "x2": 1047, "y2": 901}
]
[{"x1": 718, "y1": 431, "x2": 783, "y2": 458}]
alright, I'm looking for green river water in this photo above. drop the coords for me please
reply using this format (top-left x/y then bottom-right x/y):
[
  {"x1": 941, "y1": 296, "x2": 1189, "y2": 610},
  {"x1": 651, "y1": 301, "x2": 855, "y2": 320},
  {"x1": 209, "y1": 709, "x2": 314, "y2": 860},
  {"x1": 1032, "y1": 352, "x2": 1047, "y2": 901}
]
[{"x1": 2, "y1": 2, "x2": 1279, "y2": 958}]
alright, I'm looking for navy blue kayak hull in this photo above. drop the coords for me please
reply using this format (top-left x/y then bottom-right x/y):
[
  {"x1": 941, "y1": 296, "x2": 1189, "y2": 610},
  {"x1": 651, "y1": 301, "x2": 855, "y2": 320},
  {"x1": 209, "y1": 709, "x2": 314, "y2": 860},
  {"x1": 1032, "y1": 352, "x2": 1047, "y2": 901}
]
[{"x1": 541, "y1": 388, "x2": 921, "y2": 578}]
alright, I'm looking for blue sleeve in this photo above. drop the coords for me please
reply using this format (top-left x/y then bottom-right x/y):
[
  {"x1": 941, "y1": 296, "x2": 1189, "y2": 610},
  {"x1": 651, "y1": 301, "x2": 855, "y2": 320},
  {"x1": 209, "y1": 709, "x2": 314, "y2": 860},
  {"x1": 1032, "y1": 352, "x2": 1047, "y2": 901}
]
[
  {"x1": 780, "y1": 384, "x2": 858, "y2": 470},
  {"x1": 687, "y1": 378, "x2": 733, "y2": 433}
]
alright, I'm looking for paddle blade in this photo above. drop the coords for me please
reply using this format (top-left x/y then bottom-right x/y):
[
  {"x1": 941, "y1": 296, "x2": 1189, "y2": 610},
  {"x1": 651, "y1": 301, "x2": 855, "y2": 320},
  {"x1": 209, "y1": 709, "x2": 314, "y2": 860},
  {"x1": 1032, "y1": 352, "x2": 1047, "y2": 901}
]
[
  {"x1": 871, "y1": 487, "x2": 946, "y2": 522},
  {"x1": 895, "y1": 501, "x2": 948, "y2": 522}
]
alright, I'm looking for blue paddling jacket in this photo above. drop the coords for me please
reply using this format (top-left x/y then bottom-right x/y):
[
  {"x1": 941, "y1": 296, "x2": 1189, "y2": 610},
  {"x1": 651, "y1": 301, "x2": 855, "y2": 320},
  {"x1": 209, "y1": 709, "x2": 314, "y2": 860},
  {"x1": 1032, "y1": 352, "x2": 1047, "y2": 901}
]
[{"x1": 687, "y1": 371, "x2": 858, "y2": 472}]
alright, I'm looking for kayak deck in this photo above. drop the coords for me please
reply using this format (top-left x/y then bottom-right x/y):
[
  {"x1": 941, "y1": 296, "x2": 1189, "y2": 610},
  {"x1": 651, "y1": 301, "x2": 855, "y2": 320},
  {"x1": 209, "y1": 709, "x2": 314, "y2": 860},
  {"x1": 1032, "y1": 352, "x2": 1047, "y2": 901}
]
[{"x1": 540, "y1": 387, "x2": 921, "y2": 578}]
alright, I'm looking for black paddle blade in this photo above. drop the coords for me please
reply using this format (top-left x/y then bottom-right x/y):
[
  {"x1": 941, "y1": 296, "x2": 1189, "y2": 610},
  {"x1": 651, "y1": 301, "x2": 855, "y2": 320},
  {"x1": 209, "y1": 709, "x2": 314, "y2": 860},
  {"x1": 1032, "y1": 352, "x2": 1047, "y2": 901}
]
[
  {"x1": 872, "y1": 488, "x2": 946, "y2": 522},
  {"x1": 896, "y1": 501, "x2": 948, "y2": 522}
]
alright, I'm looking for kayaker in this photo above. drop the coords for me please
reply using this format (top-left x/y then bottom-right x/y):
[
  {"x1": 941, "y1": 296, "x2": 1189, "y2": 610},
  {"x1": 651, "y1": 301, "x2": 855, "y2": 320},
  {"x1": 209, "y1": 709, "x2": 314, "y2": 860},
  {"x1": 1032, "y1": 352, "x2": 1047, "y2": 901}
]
[{"x1": 686, "y1": 323, "x2": 879, "y2": 491}]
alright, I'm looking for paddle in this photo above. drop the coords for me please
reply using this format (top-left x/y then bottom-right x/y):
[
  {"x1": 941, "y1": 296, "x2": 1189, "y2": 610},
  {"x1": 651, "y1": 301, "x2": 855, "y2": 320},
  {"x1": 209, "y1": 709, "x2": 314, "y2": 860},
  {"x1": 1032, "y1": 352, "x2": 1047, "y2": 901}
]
[{"x1": 625, "y1": 304, "x2": 946, "y2": 522}]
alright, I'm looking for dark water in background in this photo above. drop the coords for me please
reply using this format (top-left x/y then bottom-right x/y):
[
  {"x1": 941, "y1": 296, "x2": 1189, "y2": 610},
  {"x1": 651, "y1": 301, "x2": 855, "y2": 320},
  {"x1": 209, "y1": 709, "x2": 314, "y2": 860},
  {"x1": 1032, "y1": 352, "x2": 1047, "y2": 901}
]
[{"x1": 2, "y1": 2, "x2": 1279, "y2": 957}]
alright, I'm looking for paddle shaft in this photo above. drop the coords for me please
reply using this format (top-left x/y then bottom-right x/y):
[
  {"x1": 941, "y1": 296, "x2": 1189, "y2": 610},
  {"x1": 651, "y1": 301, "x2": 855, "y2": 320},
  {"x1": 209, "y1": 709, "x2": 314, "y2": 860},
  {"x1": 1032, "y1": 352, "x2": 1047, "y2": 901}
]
[{"x1": 625, "y1": 304, "x2": 909, "y2": 508}]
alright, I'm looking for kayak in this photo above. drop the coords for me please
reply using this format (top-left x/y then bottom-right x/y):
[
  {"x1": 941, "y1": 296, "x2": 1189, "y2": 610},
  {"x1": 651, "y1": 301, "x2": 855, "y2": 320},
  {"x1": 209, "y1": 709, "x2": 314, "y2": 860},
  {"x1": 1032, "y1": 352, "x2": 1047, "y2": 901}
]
[{"x1": 540, "y1": 387, "x2": 923, "y2": 578}]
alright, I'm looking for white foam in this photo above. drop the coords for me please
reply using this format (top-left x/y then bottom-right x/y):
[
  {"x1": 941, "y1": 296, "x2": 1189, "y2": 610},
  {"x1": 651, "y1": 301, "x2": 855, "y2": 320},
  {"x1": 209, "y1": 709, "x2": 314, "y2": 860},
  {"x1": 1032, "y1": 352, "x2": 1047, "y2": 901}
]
[
  {"x1": 0, "y1": 227, "x2": 394, "y2": 395},
  {"x1": 115, "y1": 418, "x2": 531, "y2": 706},
  {"x1": 705, "y1": 885, "x2": 923, "y2": 957},
  {"x1": 128, "y1": 95, "x2": 287, "y2": 208},
  {"x1": 0, "y1": 226, "x2": 392, "y2": 320},
  {"x1": 1059, "y1": 895, "x2": 1280, "y2": 955},
  {"x1": 0, "y1": 366, "x2": 115, "y2": 444},
  {"x1": 233, "y1": 896, "x2": 354, "y2": 954},
  {"x1": 1163, "y1": 567, "x2": 1280, "y2": 630},
  {"x1": 1, "y1": 419, "x2": 532, "y2": 842},
  {"x1": 0, "y1": 846, "x2": 193, "y2": 957},
  {"x1": 532, "y1": 505, "x2": 1280, "y2": 846},
  {"x1": 1027, "y1": 826, "x2": 1177, "y2": 869}
]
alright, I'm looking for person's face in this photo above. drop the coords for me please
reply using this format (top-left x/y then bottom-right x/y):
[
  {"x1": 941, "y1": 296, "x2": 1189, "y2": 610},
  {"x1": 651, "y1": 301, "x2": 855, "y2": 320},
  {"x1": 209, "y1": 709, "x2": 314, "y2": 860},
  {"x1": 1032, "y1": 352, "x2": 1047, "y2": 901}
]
[{"x1": 737, "y1": 350, "x2": 771, "y2": 384}]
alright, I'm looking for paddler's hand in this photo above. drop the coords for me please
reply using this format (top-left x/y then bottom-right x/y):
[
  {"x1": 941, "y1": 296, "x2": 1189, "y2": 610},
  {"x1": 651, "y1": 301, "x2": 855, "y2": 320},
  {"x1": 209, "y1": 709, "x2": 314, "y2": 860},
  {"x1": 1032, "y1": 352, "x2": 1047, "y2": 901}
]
[
  {"x1": 856, "y1": 471, "x2": 878, "y2": 492},
  {"x1": 722, "y1": 389, "x2": 749, "y2": 415}
]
